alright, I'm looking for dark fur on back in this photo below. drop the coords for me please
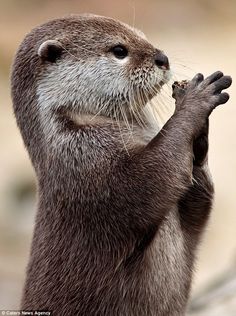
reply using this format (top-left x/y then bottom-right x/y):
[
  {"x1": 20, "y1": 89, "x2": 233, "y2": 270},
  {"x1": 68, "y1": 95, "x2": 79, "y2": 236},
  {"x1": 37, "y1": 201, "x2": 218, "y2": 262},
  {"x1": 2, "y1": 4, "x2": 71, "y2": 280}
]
[{"x1": 11, "y1": 14, "x2": 232, "y2": 315}]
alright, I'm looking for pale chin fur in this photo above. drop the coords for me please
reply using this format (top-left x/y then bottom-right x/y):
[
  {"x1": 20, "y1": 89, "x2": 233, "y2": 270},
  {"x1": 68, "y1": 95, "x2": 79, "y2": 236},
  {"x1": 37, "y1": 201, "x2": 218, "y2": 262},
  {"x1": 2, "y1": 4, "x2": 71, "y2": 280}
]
[{"x1": 37, "y1": 58, "x2": 171, "y2": 140}]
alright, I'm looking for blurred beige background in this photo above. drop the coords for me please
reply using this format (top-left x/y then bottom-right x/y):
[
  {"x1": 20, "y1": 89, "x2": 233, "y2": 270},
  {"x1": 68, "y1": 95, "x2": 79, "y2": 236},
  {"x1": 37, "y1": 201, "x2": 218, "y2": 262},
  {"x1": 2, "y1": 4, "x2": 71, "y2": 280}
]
[{"x1": 0, "y1": 0, "x2": 236, "y2": 314}]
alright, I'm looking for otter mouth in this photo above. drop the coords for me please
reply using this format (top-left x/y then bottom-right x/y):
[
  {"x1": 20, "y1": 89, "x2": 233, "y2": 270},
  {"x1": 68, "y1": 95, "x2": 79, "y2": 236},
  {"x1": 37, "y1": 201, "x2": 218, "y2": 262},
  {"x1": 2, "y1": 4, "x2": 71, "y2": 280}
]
[
  {"x1": 128, "y1": 75, "x2": 170, "y2": 108},
  {"x1": 144, "y1": 70, "x2": 171, "y2": 102},
  {"x1": 151, "y1": 72, "x2": 171, "y2": 97},
  {"x1": 162, "y1": 68, "x2": 172, "y2": 83}
]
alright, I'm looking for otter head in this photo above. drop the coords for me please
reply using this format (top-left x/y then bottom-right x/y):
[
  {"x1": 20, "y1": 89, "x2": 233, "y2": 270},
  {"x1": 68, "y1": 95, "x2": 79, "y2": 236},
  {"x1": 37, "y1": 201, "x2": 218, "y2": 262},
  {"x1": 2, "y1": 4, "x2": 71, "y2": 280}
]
[
  {"x1": 35, "y1": 14, "x2": 170, "y2": 121},
  {"x1": 11, "y1": 14, "x2": 171, "y2": 165}
]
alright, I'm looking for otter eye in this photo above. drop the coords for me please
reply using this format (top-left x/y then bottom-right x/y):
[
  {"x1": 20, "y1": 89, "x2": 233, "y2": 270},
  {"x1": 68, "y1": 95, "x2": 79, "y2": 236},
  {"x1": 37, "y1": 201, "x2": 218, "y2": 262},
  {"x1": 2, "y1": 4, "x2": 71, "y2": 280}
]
[{"x1": 111, "y1": 45, "x2": 128, "y2": 59}]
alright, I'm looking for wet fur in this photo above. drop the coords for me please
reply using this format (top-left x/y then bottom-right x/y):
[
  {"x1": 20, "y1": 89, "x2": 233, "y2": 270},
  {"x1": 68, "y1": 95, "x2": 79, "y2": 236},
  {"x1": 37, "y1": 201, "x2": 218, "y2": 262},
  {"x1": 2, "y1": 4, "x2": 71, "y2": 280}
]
[{"x1": 11, "y1": 14, "x2": 231, "y2": 315}]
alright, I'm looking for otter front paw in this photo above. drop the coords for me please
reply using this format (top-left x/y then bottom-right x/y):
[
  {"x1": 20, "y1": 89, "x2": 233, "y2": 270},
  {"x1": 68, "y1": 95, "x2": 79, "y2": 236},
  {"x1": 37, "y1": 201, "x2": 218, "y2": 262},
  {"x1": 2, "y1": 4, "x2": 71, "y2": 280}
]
[
  {"x1": 173, "y1": 81, "x2": 209, "y2": 165},
  {"x1": 173, "y1": 72, "x2": 232, "y2": 119},
  {"x1": 172, "y1": 72, "x2": 232, "y2": 165}
]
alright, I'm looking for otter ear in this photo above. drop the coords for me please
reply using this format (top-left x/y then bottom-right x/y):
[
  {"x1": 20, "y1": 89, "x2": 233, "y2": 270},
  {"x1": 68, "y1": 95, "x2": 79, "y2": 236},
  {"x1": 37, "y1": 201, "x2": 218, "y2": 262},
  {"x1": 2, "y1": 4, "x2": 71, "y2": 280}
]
[{"x1": 38, "y1": 40, "x2": 63, "y2": 62}]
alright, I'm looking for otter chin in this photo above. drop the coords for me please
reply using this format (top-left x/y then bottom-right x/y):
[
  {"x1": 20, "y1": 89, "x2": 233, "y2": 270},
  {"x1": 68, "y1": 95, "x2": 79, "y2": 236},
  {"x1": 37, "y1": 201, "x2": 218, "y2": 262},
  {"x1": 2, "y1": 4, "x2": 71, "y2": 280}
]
[{"x1": 11, "y1": 13, "x2": 231, "y2": 316}]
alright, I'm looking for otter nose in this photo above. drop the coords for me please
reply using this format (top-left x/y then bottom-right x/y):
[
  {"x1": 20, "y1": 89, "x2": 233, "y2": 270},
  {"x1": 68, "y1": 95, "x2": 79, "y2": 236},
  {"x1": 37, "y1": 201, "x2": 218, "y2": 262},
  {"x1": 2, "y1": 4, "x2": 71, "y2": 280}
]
[{"x1": 154, "y1": 52, "x2": 169, "y2": 70}]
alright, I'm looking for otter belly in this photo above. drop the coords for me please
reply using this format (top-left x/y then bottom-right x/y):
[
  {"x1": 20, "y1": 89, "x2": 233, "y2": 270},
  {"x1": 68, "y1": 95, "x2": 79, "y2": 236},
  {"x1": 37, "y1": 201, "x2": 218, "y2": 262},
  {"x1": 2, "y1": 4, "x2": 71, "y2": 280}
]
[{"x1": 145, "y1": 206, "x2": 192, "y2": 315}]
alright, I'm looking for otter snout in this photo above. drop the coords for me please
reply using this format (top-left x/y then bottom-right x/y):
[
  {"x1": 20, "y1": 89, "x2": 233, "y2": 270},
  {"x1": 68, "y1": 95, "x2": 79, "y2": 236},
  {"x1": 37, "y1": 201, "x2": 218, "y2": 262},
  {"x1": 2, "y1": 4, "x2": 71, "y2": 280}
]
[{"x1": 154, "y1": 51, "x2": 169, "y2": 70}]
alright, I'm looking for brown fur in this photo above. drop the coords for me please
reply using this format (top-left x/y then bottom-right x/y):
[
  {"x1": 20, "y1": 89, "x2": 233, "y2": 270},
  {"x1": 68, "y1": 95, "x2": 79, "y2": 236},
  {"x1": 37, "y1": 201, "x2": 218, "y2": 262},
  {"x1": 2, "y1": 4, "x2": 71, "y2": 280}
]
[{"x1": 11, "y1": 14, "x2": 231, "y2": 315}]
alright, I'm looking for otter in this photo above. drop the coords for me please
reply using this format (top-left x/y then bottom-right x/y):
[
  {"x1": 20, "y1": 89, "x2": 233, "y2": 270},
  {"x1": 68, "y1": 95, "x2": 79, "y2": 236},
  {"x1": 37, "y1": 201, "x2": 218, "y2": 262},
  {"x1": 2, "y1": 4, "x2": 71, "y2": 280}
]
[{"x1": 11, "y1": 14, "x2": 232, "y2": 315}]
